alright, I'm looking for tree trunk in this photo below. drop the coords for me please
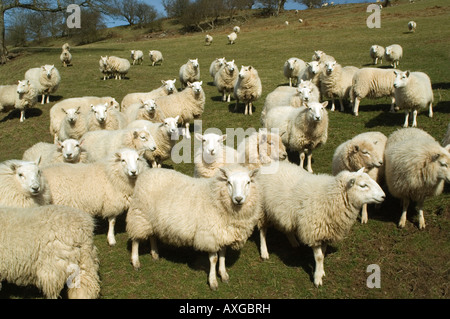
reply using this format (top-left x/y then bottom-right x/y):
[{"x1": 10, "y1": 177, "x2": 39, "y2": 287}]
[{"x1": 0, "y1": 7, "x2": 8, "y2": 64}]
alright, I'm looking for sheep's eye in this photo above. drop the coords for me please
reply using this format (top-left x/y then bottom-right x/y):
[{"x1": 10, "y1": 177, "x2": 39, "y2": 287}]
[
  {"x1": 359, "y1": 184, "x2": 368, "y2": 189},
  {"x1": 441, "y1": 162, "x2": 448, "y2": 168},
  {"x1": 18, "y1": 173, "x2": 23, "y2": 178},
  {"x1": 140, "y1": 136, "x2": 147, "y2": 141}
]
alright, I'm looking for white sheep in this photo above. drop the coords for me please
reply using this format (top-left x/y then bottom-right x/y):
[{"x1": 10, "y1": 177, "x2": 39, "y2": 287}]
[
  {"x1": 311, "y1": 50, "x2": 335, "y2": 64},
  {"x1": 384, "y1": 44, "x2": 403, "y2": 68},
  {"x1": 0, "y1": 205, "x2": 100, "y2": 299},
  {"x1": 0, "y1": 79, "x2": 38, "y2": 122},
  {"x1": 256, "y1": 161, "x2": 385, "y2": 287},
  {"x1": 107, "y1": 56, "x2": 131, "y2": 80},
  {"x1": 23, "y1": 139, "x2": 87, "y2": 166},
  {"x1": 264, "y1": 101, "x2": 329, "y2": 173},
  {"x1": 442, "y1": 123, "x2": 450, "y2": 147},
  {"x1": 393, "y1": 70, "x2": 434, "y2": 127},
  {"x1": 298, "y1": 61, "x2": 323, "y2": 88},
  {"x1": 370, "y1": 45, "x2": 384, "y2": 65},
  {"x1": 384, "y1": 128, "x2": 450, "y2": 229},
  {"x1": 86, "y1": 102, "x2": 128, "y2": 132},
  {"x1": 120, "y1": 79, "x2": 177, "y2": 111},
  {"x1": 124, "y1": 99, "x2": 165, "y2": 123},
  {"x1": 350, "y1": 67, "x2": 397, "y2": 116},
  {"x1": 227, "y1": 31, "x2": 237, "y2": 44},
  {"x1": 130, "y1": 50, "x2": 144, "y2": 65},
  {"x1": 62, "y1": 42, "x2": 70, "y2": 51},
  {"x1": 24, "y1": 64, "x2": 61, "y2": 104},
  {"x1": 284, "y1": 57, "x2": 306, "y2": 87},
  {"x1": 99, "y1": 56, "x2": 111, "y2": 80},
  {"x1": 214, "y1": 60, "x2": 238, "y2": 103},
  {"x1": 148, "y1": 50, "x2": 163, "y2": 66},
  {"x1": 205, "y1": 34, "x2": 213, "y2": 46},
  {"x1": 0, "y1": 158, "x2": 51, "y2": 208},
  {"x1": 42, "y1": 148, "x2": 148, "y2": 246},
  {"x1": 233, "y1": 26, "x2": 240, "y2": 33},
  {"x1": 60, "y1": 49, "x2": 72, "y2": 67},
  {"x1": 233, "y1": 65, "x2": 262, "y2": 116},
  {"x1": 209, "y1": 57, "x2": 227, "y2": 79},
  {"x1": 126, "y1": 165, "x2": 262, "y2": 290},
  {"x1": 58, "y1": 107, "x2": 89, "y2": 141},
  {"x1": 408, "y1": 21, "x2": 417, "y2": 32},
  {"x1": 332, "y1": 131, "x2": 387, "y2": 223},
  {"x1": 179, "y1": 58, "x2": 200, "y2": 89}
]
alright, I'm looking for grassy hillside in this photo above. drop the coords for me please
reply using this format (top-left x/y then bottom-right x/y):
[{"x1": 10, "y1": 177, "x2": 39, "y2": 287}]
[{"x1": 0, "y1": 0, "x2": 449, "y2": 299}]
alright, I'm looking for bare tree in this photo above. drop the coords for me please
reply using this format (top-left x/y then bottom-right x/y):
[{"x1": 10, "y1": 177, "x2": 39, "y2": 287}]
[{"x1": 293, "y1": 0, "x2": 323, "y2": 9}]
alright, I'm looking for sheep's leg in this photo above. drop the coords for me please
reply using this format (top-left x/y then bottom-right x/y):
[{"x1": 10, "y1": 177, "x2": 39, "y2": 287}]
[
  {"x1": 218, "y1": 247, "x2": 229, "y2": 283},
  {"x1": 41, "y1": 94, "x2": 45, "y2": 104},
  {"x1": 417, "y1": 201, "x2": 426, "y2": 230},
  {"x1": 389, "y1": 96, "x2": 396, "y2": 113},
  {"x1": 306, "y1": 149, "x2": 313, "y2": 173},
  {"x1": 289, "y1": 78, "x2": 292, "y2": 87},
  {"x1": 312, "y1": 245, "x2": 325, "y2": 287},
  {"x1": 374, "y1": 58, "x2": 378, "y2": 65},
  {"x1": 46, "y1": 95, "x2": 50, "y2": 104},
  {"x1": 227, "y1": 93, "x2": 231, "y2": 103},
  {"x1": 398, "y1": 199, "x2": 409, "y2": 228},
  {"x1": 149, "y1": 236, "x2": 159, "y2": 260},
  {"x1": 131, "y1": 240, "x2": 141, "y2": 269},
  {"x1": 222, "y1": 92, "x2": 226, "y2": 102},
  {"x1": 299, "y1": 151, "x2": 306, "y2": 169},
  {"x1": 107, "y1": 217, "x2": 116, "y2": 246},
  {"x1": 208, "y1": 252, "x2": 219, "y2": 291},
  {"x1": 151, "y1": 160, "x2": 158, "y2": 168},
  {"x1": 428, "y1": 102, "x2": 433, "y2": 118},
  {"x1": 403, "y1": 111, "x2": 410, "y2": 128},
  {"x1": 361, "y1": 203, "x2": 368, "y2": 224},
  {"x1": 330, "y1": 99, "x2": 335, "y2": 112},
  {"x1": 411, "y1": 110, "x2": 418, "y2": 127},
  {"x1": 339, "y1": 98, "x2": 345, "y2": 112},
  {"x1": 259, "y1": 226, "x2": 269, "y2": 260},
  {"x1": 249, "y1": 102, "x2": 253, "y2": 115},
  {"x1": 353, "y1": 97, "x2": 360, "y2": 116},
  {"x1": 286, "y1": 232, "x2": 300, "y2": 247},
  {"x1": 244, "y1": 103, "x2": 248, "y2": 115},
  {"x1": 184, "y1": 123, "x2": 191, "y2": 139},
  {"x1": 19, "y1": 110, "x2": 26, "y2": 122}
]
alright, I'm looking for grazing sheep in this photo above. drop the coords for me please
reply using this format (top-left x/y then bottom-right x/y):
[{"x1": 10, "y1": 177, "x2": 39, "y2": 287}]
[
  {"x1": 257, "y1": 161, "x2": 385, "y2": 287},
  {"x1": 60, "y1": 49, "x2": 72, "y2": 67},
  {"x1": 233, "y1": 65, "x2": 262, "y2": 115},
  {"x1": 312, "y1": 50, "x2": 336, "y2": 64},
  {"x1": 24, "y1": 64, "x2": 61, "y2": 104},
  {"x1": 350, "y1": 68, "x2": 396, "y2": 116},
  {"x1": 0, "y1": 158, "x2": 51, "y2": 208},
  {"x1": 86, "y1": 102, "x2": 128, "y2": 132},
  {"x1": 58, "y1": 107, "x2": 89, "y2": 141},
  {"x1": 233, "y1": 26, "x2": 240, "y2": 33},
  {"x1": 124, "y1": 99, "x2": 165, "y2": 123},
  {"x1": 0, "y1": 79, "x2": 38, "y2": 122},
  {"x1": 99, "y1": 56, "x2": 111, "y2": 80},
  {"x1": 209, "y1": 57, "x2": 227, "y2": 79},
  {"x1": 179, "y1": 58, "x2": 200, "y2": 89},
  {"x1": 370, "y1": 45, "x2": 385, "y2": 65},
  {"x1": 384, "y1": 44, "x2": 403, "y2": 68},
  {"x1": 332, "y1": 131, "x2": 387, "y2": 223},
  {"x1": 384, "y1": 128, "x2": 450, "y2": 229},
  {"x1": 408, "y1": 21, "x2": 417, "y2": 32},
  {"x1": 148, "y1": 50, "x2": 163, "y2": 66},
  {"x1": 284, "y1": 57, "x2": 306, "y2": 87},
  {"x1": 205, "y1": 34, "x2": 213, "y2": 46},
  {"x1": 227, "y1": 32, "x2": 237, "y2": 44},
  {"x1": 0, "y1": 205, "x2": 100, "y2": 299},
  {"x1": 43, "y1": 148, "x2": 148, "y2": 246},
  {"x1": 393, "y1": 70, "x2": 434, "y2": 127},
  {"x1": 130, "y1": 50, "x2": 144, "y2": 65},
  {"x1": 214, "y1": 60, "x2": 239, "y2": 103},
  {"x1": 320, "y1": 60, "x2": 359, "y2": 112},
  {"x1": 126, "y1": 165, "x2": 262, "y2": 290},
  {"x1": 264, "y1": 101, "x2": 329, "y2": 173},
  {"x1": 23, "y1": 139, "x2": 87, "y2": 166},
  {"x1": 442, "y1": 123, "x2": 450, "y2": 147},
  {"x1": 120, "y1": 79, "x2": 177, "y2": 111},
  {"x1": 107, "y1": 56, "x2": 131, "y2": 80}
]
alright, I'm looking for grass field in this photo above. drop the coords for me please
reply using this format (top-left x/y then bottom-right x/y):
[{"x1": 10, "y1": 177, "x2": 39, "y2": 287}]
[{"x1": 0, "y1": 0, "x2": 449, "y2": 299}]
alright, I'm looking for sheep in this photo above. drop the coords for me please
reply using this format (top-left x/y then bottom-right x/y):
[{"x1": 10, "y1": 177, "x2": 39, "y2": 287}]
[
  {"x1": 126, "y1": 164, "x2": 262, "y2": 290},
  {"x1": 0, "y1": 79, "x2": 38, "y2": 122},
  {"x1": 124, "y1": 99, "x2": 165, "y2": 123},
  {"x1": 179, "y1": 58, "x2": 200, "y2": 89},
  {"x1": 332, "y1": 131, "x2": 387, "y2": 224},
  {"x1": 442, "y1": 123, "x2": 450, "y2": 147},
  {"x1": 0, "y1": 205, "x2": 100, "y2": 299},
  {"x1": 23, "y1": 139, "x2": 87, "y2": 166},
  {"x1": 350, "y1": 68, "x2": 397, "y2": 116},
  {"x1": 214, "y1": 60, "x2": 238, "y2": 103},
  {"x1": 79, "y1": 127, "x2": 156, "y2": 163},
  {"x1": 370, "y1": 45, "x2": 385, "y2": 65},
  {"x1": 120, "y1": 79, "x2": 177, "y2": 111},
  {"x1": 99, "y1": 56, "x2": 111, "y2": 80},
  {"x1": 227, "y1": 32, "x2": 237, "y2": 44},
  {"x1": 264, "y1": 101, "x2": 329, "y2": 173},
  {"x1": 209, "y1": 57, "x2": 227, "y2": 79},
  {"x1": 58, "y1": 107, "x2": 89, "y2": 141},
  {"x1": 60, "y1": 49, "x2": 72, "y2": 67},
  {"x1": 408, "y1": 21, "x2": 417, "y2": 32},
  {"x1": 256, "y1": 161, "x2": 385, "y2": 287},
  {"x1": 284, "y1": 21, "x2": 289, "y2": 26},
  {"x1": 130, "y1": 50, "x2": 144, "y2": 65},
  {"x1": 319, "y1": 60, "x2": 359, "y2": 112},
  {"x1": 384, "y1": 128, "x2": 450, "y2": 229},
  {"x1": 384, "y1": 44, "x2": 403, "y2": 68},
  {"x1": 393, "y1": 70, "x2": 434, "y2": 127},
  {"x1": 42, "y1": 148, "x2": 148, "y2": 246},
  {"x1": 233, "y1": 65, "x2": 262, "y2": 116},
  {"x1": 298, "y1": 61, "x2": 323, "y2": 88},
  {"x1": 107, "y1": 56, "x2": 131, "y2": 80},
  {"x1": 148, "y1": 50, "x2": 163, "y2": 66},
  {"x1": 86, "y1": 102, "x2": 128, "y2": 132},
  {"x1": 193, "y1": 133, "x2": 239, "y2": 178},
  {"x1": 155, "y1": 81, "x2": 205, "y2": 139},
  {"x1": 24, "y1": 64, "x2": 61, "y2": 104},
  {"x1": 62, "y1": 43, "x2": 70, "y2": 51},
  {"x1": 205, "y1": 34, "x2": 213, "y2": 46},
  {"x1": 233, "y1": 26, "x2": 240, "y2": 33},
  {"x1": 284, "y1": 57, "x2": 306, "y2": 87},
  {"x1": 0, "y1": 158, "x2": 51, "y2": 208},
  {"x1": 311, "y1": 50, "x2": 336, "y2": 64}
]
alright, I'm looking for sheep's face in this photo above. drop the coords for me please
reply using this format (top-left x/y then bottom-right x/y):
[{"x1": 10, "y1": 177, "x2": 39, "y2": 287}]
[
  {"x1": 238, "y1": 66, "x2": 252, "y2": 79},
  {"x1": 42, "y1": 65, "x2": 55, "y2": 79},
  {"x1": 91, "y1": 103, "x2": 108, "y2": 123},
  {"x1": 58, "y1": 139, "x2": 82, "y2": 163},
  {"x1": 351, "y1": 142, "x2": 383, "y2": 170},
  {"x1": 115, "y1": 148, "x2": 145, "y2": 179},
  {"x1": 16, "y1": 80, "x2": 30, "y2": 94},
  {"x1": 287, "y1": 59, "x2": 297, "y2": 70},
  {"x1": 100, "y1": 56, "x2": 108, "y2": 67},
  {"x1": 109, "y1": 98, "x2": 119, "y2": 109},
  {"x1": 217, "y1": 57, "x2": 226, "y2": 67},
  {"x1": 63, "y1": 107, "x2": 81, "y2": 124},
  {"x1": 298, "y1": 86, "x2": 313, "y2": 103},
  {"x1": 258, "y1": 131, "x2": 287, "y2": 162},
  {"x1": 12, "y1": 160, "x2": 43, "y2": 196},
  {"x1": 306, "y1": 101, "x2": 328, "y2": 122},
  {"x1": 196, "y1": 133, "x2": 226, "y2": 161},
  {"x1": 133, "y1": 128, "x2": 156, "y2": 152},
  {"x1": 325, "y1": 61, "x2": 337, "y2": 75},
  {"x1": 345, "y1": 168, "x2": 386, "y2": 208},
  {"x1": 163, "y1": 116, "x2": 180, "y2": 139},
  {"x1": 141, "y1": 99, "x2": 157, "y2": 113},
  {"x1": 393, "y1": 70, "x2": 410, "y2": 89},
  {"x1": 188, "y1": 81, "x2": 203, "y2": 94},
  {"x1": 190, "y1": 59, "x2": 199, "y2": 68},
  {"x1": 307, "y1": 61, "x2": 320, "y2": 75},
  {"x1": 312, "y1": 50, "x2": 324, "y2": 61},
  {"x1": 225, "y1": 61, "x2": 236, "y2": 73},
  {"x1": 219, "y1": 168, "x2": 258, "y2": 206},
  {"x1": 430, "y1": 146, "x2": 450, "y2": 183},
  {"x1": 163, "y1": 79, "x2": 177, "y2": 94}
]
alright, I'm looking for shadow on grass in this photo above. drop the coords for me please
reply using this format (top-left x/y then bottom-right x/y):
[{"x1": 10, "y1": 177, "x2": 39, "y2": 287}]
[
  {"x1": 0, "y1": 108, "x2": 43, "y2": 123},
  {"x1": 432, "y1": 82, "x2": 450, "y2": 90},
  {"x1": 229, "y1": 102, "x2": 256, "y2": 115}
]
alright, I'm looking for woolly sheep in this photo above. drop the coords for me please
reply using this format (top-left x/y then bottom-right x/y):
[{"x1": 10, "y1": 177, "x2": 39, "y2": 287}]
[
  {"x1": 227, "y1": 32, "x2": 237, "y2": 45},
  {"x1": 42, "y1": 148, "x2": 148, "y2": 246},
  {"x1": 24, "y1": 64, "x2": 61, "y2": 104},
  {"x1": 62, "y1": 43, "x2": 70, "y2": 51},
  {"x1": 298, "y1": 61, "x2": 323, "y2": 88},
  {"x1": 256, "y1": 161, "x2": 385, "y2": 287},
  {"x1": 233, "y1": 26, "x2": 240, "y2": 33},
  {"x1": 214, "y1": 60, "x2": 238, "y2": 103},
  {"x1": 233, "y1": 65, "x2": 262, "y2": 116},
  {"x1": 384, "y1": 44, "x2": 403, "y2": 68},
  {"x1": 86, "y1": 102, "x2": 128, "y2": 132},
  {"x1": 130, "y1": 50, "x2": 144, "y2": 65},
  {"x1": 107, "y1": 56, "x2": 131, "y2": 80},
  {"x1": 284, "y1": 57, "x2": 306, "y2": 87},
  {"x1": 311, "y1": 50, "x2": 335, "y2": 64},
  {"x1": 350, "y1": 68, "x2": 397, "y2": 116},
  {"x1": 264, "y1": 101, "x2": 329, "y2": 173},
  {"x1": 148, "y1": 50, "x2": 163, "y2": 66},
  {"x1": 0, "y1": 79, "x2": 38, "y2": 122},
  {"x1": 384, "y1": 128, "x2": 450, "y2": 229},
  {"x1": 205, "y1": 34, "x2": 213, "y2": 46},
  {"x1": 442, "y1": 123, "x2": 450, "y2": 147},
  {"x1": 209, "y1": 57, "x2": 227, "y2": 79},
  {"x1": 126, "y1": 165, "x2": 262, "y2": 290},
  {"x1": 332, "y1": 131, "x2": 387, "y2": 223},
  {"x1": 99, "y1": 56, "x2": 111, "y2": 80},
  {"x1": 179, "y1": 58, "x2": 200, "y2": 89},
  {"x1": 370, "y1": 45, "x2": 385, "y2": 65},
  {"x1": 60, "y1": 49, "x2": 72, "y2": 67},
  {"x1": 124, "y1": 99, "x2": 165, "y2": 123},
  {"x1": 0, "y1": 205, "x2": 100, "y2": 299},
  {"x1": 57, "y1": 107, "x2": 89, "y2": 141},
  {"x1": 0, "y1": 158, "x2": 51, "y2": 208},
  {"x1": 23, "y1": 139, "x2": 87, "y2": 166},
  {"x1": 393, "y1": 70, "x2": 434, "y2": 127},
  {"x1": 408, "y1": 21, "x2": 416, "y2": 32}
]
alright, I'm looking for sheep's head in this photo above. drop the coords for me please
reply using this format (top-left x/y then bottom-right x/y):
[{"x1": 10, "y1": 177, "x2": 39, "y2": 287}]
[
  {"x1": 239, "y1": 65, "x2": 253, "y2": 79},
  {"x1": 162, "y1": 116, "x2": 180, "y2": 140},
  {"x1": 297, "y1": 85, "x2": 313, "y2": 103},
  {"x1": 57, "y1": 138, "x2": 83, "y2": 163},
  {"x1": 349, "y1": 141, "x2": 383, "y2": 171},
  {"x1": 343, "y1": 168, "x2": 386, "y2": 209},
  {"x1": 114, "y1": 148, "x2": 146, "y2": 179},
  {"x1": 188, "y1": 81, "x2": 203, "y2": 94},
  {"x1": 162, "y1": 79, "x2": 177, "y2": 94},
  {"x1": 100, "y1": 56, "x2": 108, "y2": 66},
  {"x1": 132, "y1": 128, "x2": 156, "y2": 152},
  {"x1": 429, "y1": 145, "x2": 450, "y2": 184},
  {"x1": 90, "y1": 103, "x2": 108, "y2": 124},
  {"x1": 16, "y1": 80, "x2": 30, "y2": 94},
  {"x1": 312, "y1": 50, "x2": 324, "y2": 61},
  {"x1": 305, "y1": 101, "x2": 328, "y2": 122},
  {"x1": 325, "y1": 61, "x2": 337, "y2": 75},
  {"x1": 190, "y1": 58, "x2": 199, "y2": 68},
  {"x1": 307, "y1": 61, "x2": 320, "y2": 75},
  {"x1": 11, "y1": 159, "x2": 44, "y2": 197},
  {"x1": 62, "y1": 106, "x2": 81, "y2": 124},
  {"x1": 217, "y1": 166, "x2": 258, "y2": 206},
  {"x1": 195, "y1": 133, "x2": 226, "y2": 161},
  {"x1": 393, "y1": 70, "x2": 410, "y2": 89},
  {"x1": 42, "y1": 65, "x2": 55, "y2": 78},
  {"x1": 140, "y1": 99, "x2": 157, "y2": 114},
  {"x1": 258, "y1": 130, "x2": 287, "y2": 163},
  {"x1": 225, "y1": 60, "x2": 236, "y2": 72},
  {"x1": 217, "y1": 57, "x2": 227, "y2": 67}
]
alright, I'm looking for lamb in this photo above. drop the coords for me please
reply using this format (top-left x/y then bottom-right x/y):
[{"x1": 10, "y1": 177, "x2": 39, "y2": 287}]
[
  {"x1": 23, "y1": 139, "x2": 87, "y2": 166},
  {"x1": 193, "y1": 133, "x2": 239, "y2": 178},
  {"x1": 233, "y1": 26, "x2": 240, "y2": 33},
  {"x1": 256, "y1": 161, "x2": 385, "y2": 287},
  {"x1": 58, "y1": 107, "x2": 89, "y2": 141},
  {"x1": 384, "y1": 128, "x2": 450, "y2": 229},
  {"x1": 124, "y1": 99, "x2": 165, "y2": 123},
  {"x1": 0, "y1": 79, "x2": 38, "y2": 122},
  {"x1": 148, "y1": 50, "x2": 163, "y2": 66},
  {"x1": 214, "y1": 60, "x2": 238, "y2": 103},
  {"x1": 99, "y1": 56, "x2": 111, "y2": 80},
  {"x1": 264, "y1": 101, "x2": 329, "y2": 173},
  {"x1": 0, "y1": 158, "x2": 51, "y2": 208},
  {"x1": 130, "y1": 50, "x2": 144, "y2": 65},
  {"x1": 227, "y1": 32, "x2": 237, "y2": 44},
  {"x1": 0, "y1": 205, "x2": 100, "y2": 299},
  {"x1": 205, "y1": 34, "x2": 213, "y2": 46},
  {"x1": 320, "y1": 60, "x2": 359, "y2": 112},
  {"x1": 126, "y1": 164, "x2": 262, "y2": 290},
  {"x1": 332, "y1": 131, "x2": 387, "y2": 223},
  {"x1": 60, "y1": 49, "x2": 72, "y2": 67},
  {"x1": 442, "y1": 123, "x2": 450, "y2": 147},
  {"x1": 233, "y1": 65, "x2": 262, "y2": 115},
  {"x1": 370, "y1": 45, "x2": 385, "y2": 65},
  {"x1": 408, "y1": 21, "x2": 416, "y2": 32},
  {"x1": 107, "y1": 56, "x2": 131, "y2": 80},
  {"x1": 350, "y1": 67, "x2": 397, "y2": 116},
  {"x1": 42, "y1": 148, "x2": 148, "y2": 246},
  {"x1": 86, "y1": 102, "x2": 128, "y2": 132},
  {"x1": 120, "y1": 79, "x2": 177, "y2": 111},
  {"x1": 393, "y1": 70, "x2": 434, "y2": 127},
  {"x1": 284, "y1": 57, "x2": 306, "y2": 87},
  {"x1": 24, "y1": 64, "x2": 61, "y2": 104},
  {"x1": 209, "y1": 57, "x2": 227, "y2": 79},
  {"x1": 384, "y1": 44, "x2": 403, "y2": 68},
  {"x1": 179, "y1": 58, "x2": 200, "y2": 89}
]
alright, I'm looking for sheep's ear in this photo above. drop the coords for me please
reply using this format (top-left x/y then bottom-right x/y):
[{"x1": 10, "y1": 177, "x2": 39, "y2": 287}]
[
  {"x1": 194, "y1": 133, "x2": 203, "y2": 141},
  {"x1": 356, "y1": 167, "x2": 365, "y2": 174},
  {"x1": 405, "y1": 71, "x2": 410, "y2": 77},
  {"x1": 218, "y1": 167, "x2": 228, "y2": 180},
  {"x1": 9, "y1": 163, "x2": 17, "y2": 172},
  {"x1": 114, "y1": 152, "x2": 122, "y2": 161},
  {"x1": 353, "y1": 144, "x2": 360, "y2": 152},
  {"x1": 161, "y1": 80, "x2": 165, "y2": 84},
  {"x1": 393, "y1": 70, "x2": 399, "y2": 76},
  {"x1": 138, "y1": 149, "x2": 145, "y2": 158},
  {"x1": 199, "y1": 81, "x2": 203, "y2": 86},
  {"x1": 347, "y1": 178, "x2": 355, "y2": 188},
  {"x1": 175, "y1": 115, "x2": 180, "y2": 122},
  {"x1": 35, "y1": 156, "x2": 42, "y2": 167},
  {"x1": 61, "y1": 108, "x2": 67, "y2": 114},
  {"x1": 249, "y1": 168, "x2": 259, "y2": 180},
  {"x1": 431, "y1": 153, "x2": 440, "y2": 162},
  {"x1": 56, "y1": 140, "x2": 63, "y2": 149},
  {"x1": 220, "y1": 134, "x2": 227, "y2": 142},
  {"x1": 133, "y1": 129, "x2": 139, "y2": 138},
  {"x1": 321, "y1": 101, "x2": 328, "y2": 108}
]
